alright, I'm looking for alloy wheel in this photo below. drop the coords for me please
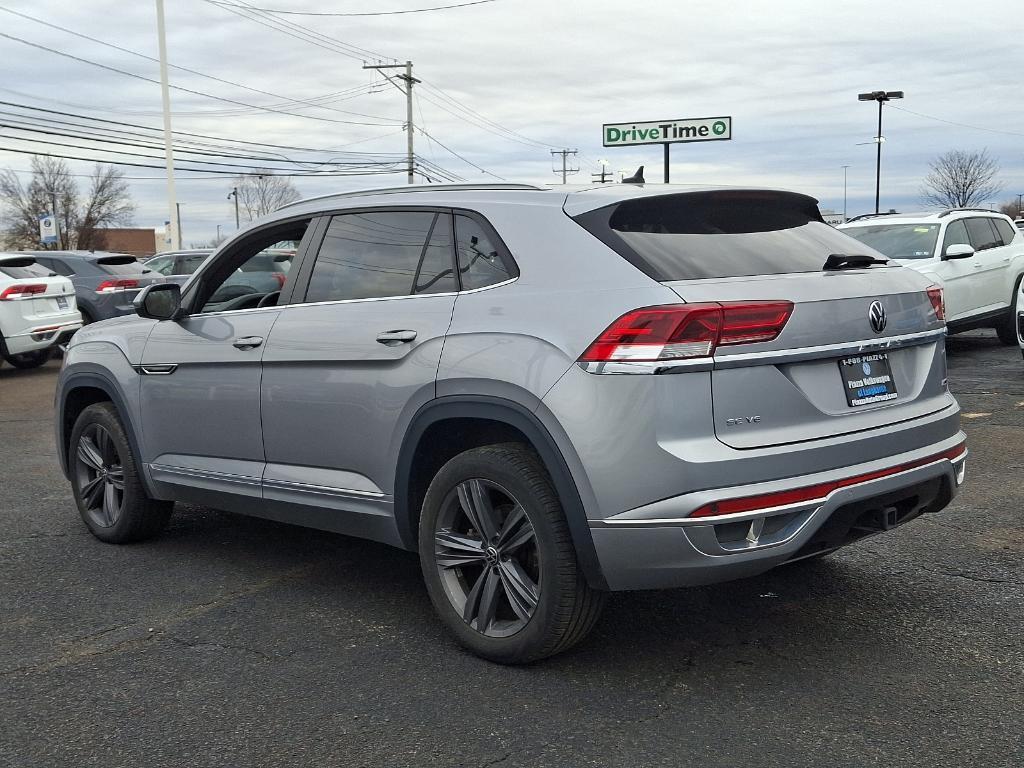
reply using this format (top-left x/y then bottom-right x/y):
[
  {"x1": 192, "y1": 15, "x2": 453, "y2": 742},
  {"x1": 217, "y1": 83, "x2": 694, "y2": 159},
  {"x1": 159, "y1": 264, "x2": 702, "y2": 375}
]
[
  {"x1": 74, "y1": 423, "x2": 125, "y2": 529},
  {"x1": 433, "y1": 478, "x2": 541, "y2": 638}
]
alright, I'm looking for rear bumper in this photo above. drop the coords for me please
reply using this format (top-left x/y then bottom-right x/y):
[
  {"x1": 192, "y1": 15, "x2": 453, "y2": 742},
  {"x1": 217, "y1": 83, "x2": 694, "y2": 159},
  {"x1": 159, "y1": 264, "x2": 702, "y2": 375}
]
[
  {"x1": 5, "y1": 319, "x2": 83, "y2": 355},
  {"x1": 589, "y1": 434, "x2": 966, "y2": 590}
]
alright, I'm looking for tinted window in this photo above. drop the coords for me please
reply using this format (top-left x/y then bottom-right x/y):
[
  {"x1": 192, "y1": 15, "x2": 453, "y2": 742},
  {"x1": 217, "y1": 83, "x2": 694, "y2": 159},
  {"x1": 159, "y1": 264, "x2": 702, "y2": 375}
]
[
  {"x1": 305, "y1": 211, "x2": 455, "y2": 303},
  {"x1": 145, "y1": 256, "x2": 175, "y2": 275},
  {"x1": 178, "y1": 254, "x2": 209, "y2": 274},
  {"x1": 575, "y1": 192, "x2": 887, "y2": 279},
  {"x1": 993, "y1": 218, "x2": 1017, "y2": 246},
  {"x1": 455, "y1": 214, "x2": 512, "y2": 289},
  {"x1": 0, "y1": 259, "x2": 51, "y2": 279},
  {"x1": 965, "y1": 218, "x2": 1000, "y2": 251},
  {"x1": 36, "y1": 257, "x2": 74, "y2": 276},
  {"x1": 942, "y1": 220, "x2": 971, "y2": 255},
  {"x1": 843, "y1": 223, "x2": 940, "y2": 260},
  {"x1": 95, "y1": 256, "x2": 151, "y2": 276}
]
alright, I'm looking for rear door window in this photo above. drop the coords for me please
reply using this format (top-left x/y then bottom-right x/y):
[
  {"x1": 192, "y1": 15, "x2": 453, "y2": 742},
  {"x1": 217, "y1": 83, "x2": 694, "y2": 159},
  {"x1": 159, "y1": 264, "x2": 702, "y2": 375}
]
[
  {"x1": 574, "y1": 191, "x2": 888, "y2": 280},
  {"x1": 304, "y1": 211, "x2": 457, "y2": 303},
  {"x1": 965, "y1": 218, "x2": 1000, "y2": 251}
]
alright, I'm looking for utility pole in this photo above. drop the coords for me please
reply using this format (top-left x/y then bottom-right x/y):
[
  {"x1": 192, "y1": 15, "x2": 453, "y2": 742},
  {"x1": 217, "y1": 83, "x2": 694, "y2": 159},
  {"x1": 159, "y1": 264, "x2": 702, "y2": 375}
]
[
  {"x1": 363, "y1": 61, "x2": 419, "y2": 184},
  {"x1": 1017, "y1": 193, "x2": 1022, "y2": 217},
  {"x1": 175, "y1": 202, "x2": 183, "y2": 246},
  {"x1": 155, "y1": 0, "x2": 179, "y2": 250},
  {"x1": 591, "y1": 159, "x2": 612, "y2": 184},
  {"x1": 551, "y1": 149, "x2": 578, "y2": 184},
  {"x1": 228, "y1": 187, "x2": 239, "y2": 228}
]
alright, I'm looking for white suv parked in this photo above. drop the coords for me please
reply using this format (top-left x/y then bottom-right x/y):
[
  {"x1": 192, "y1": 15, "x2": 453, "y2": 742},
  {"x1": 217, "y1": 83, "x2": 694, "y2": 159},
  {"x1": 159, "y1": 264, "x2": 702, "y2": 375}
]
[
  {"x1": 0, "y1": 254, "x2": 81, "y2": 368},
  {"x1": 839, "y1": 209, "x2": 1024, "y2": 343}
]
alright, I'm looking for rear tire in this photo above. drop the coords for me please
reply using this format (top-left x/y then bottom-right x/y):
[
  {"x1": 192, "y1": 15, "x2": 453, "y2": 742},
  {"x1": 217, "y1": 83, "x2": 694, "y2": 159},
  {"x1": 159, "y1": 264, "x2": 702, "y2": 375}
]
[
  {"x1": 3, "y1": 348, "x2": 51, "y2": 369},
  {"x1": 70, "y1": 403, "x2": 173, "y2": 543},
  {"x1": 419, "y1": 443, "x2": 605, "y2": 664}
]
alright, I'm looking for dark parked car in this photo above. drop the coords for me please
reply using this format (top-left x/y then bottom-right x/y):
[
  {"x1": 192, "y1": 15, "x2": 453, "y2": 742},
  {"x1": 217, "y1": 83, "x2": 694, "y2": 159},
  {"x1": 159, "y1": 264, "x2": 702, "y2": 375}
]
[
  {"x1": 29, "y1": 251, "x2": 164, "y2": 324},
  {"x1": 144, "y1": 248, "x2": 295, "y2": 312}
]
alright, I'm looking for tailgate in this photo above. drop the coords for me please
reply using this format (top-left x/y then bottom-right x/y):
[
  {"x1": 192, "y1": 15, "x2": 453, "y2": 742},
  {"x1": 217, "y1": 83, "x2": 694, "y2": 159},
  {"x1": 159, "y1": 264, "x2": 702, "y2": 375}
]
[{"x1": 666, "y1": 270, "x2": 951, "y2": 449}]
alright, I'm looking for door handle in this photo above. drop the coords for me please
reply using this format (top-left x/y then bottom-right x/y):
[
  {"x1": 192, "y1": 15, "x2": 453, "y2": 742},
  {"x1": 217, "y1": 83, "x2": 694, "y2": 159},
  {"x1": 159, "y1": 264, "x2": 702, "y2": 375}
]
[
  {"x1": 232, "y1": 335, "x2": 264, "y2": 350},
  {"x1": 376, "y1": 330, "x2": 417, "y2": 346}
]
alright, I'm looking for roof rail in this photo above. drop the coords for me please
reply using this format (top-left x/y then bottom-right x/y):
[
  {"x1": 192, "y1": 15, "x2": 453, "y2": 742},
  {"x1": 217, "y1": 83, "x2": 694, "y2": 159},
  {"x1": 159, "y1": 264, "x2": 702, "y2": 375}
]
[
  {"x1": 844, "y1": 211, "x2": 903, "y2": 223},
  {"x1": 937, "y1": 207, "x2": 999, "y2": 218},
  {"x1": 278, "y1": 183, "x2": 547, "y2": 212}
]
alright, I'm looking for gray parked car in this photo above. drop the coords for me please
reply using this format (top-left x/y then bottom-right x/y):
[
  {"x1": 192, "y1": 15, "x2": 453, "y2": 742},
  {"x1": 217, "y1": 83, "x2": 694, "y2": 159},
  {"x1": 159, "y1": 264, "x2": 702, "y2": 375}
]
[
  {"x1": 144, "y1": 247, "x2": 295, "y2": 313},
  {"x1": 29, "y1": 251, "x2": 164, "y2": 324},
  {"x1": 55, "y1": 184, "x2": 966, "y2": 663}
]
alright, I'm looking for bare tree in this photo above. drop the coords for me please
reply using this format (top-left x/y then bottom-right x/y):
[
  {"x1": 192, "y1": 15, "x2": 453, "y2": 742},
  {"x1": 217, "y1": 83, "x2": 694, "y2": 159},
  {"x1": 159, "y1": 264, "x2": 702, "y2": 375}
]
[
  {"x1": 921, "y1": 149, "x2": 1003, "y2": 209},
  {"x1": 0, "y1": 157, "x2": 134, "y2": 249},
  {"x1": 998, "y1": 199, "x2": 1022, "y2": 219},
  {"x1": 77, "y1": 166, "x2": 135, "y2": 250},
  {"x1": 233, "y1": 171, "x2": 300, "y2": 221}
]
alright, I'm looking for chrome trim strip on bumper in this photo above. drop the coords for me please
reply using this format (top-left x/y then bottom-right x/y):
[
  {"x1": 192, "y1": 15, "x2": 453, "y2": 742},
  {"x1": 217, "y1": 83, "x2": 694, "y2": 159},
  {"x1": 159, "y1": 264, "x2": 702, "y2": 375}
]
[{"x1": 590, "y1": 445, "x2": 967, "y2": 528}]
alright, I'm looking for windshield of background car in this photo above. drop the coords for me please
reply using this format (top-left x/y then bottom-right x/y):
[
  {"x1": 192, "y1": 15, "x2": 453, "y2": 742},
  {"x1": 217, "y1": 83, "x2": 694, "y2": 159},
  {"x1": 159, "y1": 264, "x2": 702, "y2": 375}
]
[
  {"x1": 95, "y1": 255, "x2": 153, "y2": 275},
  {"x1": 841, "y1": 224, "x2": 940, "y2": 260},
  {"x1": 573, "y1": 191, "x2": 883, "y2": 279},
  {"x1": 239, "y1": 245, "x2": 296, "y2": 273},
  {"x1": 0, "y1": 259, "x2": 52, "y2": 279}
]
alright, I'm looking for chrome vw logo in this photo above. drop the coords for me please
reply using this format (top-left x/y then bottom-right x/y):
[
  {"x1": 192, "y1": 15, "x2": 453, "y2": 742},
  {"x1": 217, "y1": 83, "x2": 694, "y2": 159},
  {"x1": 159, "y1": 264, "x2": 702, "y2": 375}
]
[{"x1": 868, "y1": 300, "x2": 887, "y2": 333}]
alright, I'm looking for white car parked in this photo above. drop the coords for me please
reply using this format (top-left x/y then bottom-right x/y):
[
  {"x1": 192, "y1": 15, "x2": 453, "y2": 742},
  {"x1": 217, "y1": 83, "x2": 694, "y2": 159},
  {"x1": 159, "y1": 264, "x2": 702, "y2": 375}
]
[
  {"x1": 1016, "y1": 277, "x2": 1024, "y2": 359},
  {"x1": 0, "y1": 253, "x2": 82, "y2": 369},
  {"x1": 839, "y1": 209, "x2": 1024, "y2": 344}
]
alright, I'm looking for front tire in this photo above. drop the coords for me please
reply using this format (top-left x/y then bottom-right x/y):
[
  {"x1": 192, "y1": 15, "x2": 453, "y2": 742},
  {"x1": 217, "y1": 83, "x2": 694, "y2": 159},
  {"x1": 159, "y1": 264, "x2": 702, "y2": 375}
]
[
  {"x1": 70, "y1": 403, "x2": 173, "y2": 543},
  {"x1": 995, "y1": 276, "x2": 1023, "y2": 345},
  {"x1": 419, "y1": 444, "x2": 605, "y2": 664}
]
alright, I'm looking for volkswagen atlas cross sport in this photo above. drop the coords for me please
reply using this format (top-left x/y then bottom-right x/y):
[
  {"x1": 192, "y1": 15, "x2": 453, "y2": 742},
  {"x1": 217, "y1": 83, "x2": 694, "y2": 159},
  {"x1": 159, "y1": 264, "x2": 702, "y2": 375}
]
[{"x1": 55, "y1": 183, "x2": 966, "y2": 663}]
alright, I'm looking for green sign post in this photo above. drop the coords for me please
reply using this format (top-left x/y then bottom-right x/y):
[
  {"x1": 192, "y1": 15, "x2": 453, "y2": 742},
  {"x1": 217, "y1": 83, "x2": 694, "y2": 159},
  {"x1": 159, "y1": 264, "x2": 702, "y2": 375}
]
[{"x1": 602, "y1": 116, "x2": 732, "y2": 182}]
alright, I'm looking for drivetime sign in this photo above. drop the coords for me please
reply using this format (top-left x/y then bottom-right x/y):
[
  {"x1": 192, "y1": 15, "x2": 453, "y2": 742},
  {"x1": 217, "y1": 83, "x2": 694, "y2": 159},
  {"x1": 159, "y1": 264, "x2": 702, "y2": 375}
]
[{"x1": 603, "y1": 116, "x2": 732, "y2": 147}]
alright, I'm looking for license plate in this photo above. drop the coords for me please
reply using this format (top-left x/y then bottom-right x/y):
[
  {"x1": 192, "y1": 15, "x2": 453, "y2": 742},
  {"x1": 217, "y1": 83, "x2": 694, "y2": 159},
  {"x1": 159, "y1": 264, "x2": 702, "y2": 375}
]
[
  {"x1": 839, "y1": 353, "x2": 898, "y2": 407},
  {"x1": 56, "y1": 296, "x2": 68, "y2": 310}
]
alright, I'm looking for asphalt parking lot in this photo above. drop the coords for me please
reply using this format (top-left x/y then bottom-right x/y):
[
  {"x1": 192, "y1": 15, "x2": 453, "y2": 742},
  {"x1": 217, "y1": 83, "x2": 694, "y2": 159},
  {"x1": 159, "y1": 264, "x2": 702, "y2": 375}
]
[{"x1": 1, "y1": 332, "x2": 1022, "y2": 768}]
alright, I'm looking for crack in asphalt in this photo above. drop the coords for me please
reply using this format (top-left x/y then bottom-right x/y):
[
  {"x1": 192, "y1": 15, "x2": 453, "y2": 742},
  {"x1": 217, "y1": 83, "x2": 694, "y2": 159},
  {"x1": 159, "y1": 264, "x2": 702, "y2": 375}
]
[
  {"x1": 915, "y1": 564, "x2": 1021, "y2": 586},
  {"x1": 0, "y1": 564, "x2": 314, "y2": 678}
]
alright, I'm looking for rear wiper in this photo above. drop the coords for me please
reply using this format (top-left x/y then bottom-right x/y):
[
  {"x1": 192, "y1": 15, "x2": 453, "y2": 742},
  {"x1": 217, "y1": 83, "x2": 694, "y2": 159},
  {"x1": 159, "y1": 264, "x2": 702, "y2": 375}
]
[{"x1": 822, "y1": 253, "x2": 889, "y2": 271}]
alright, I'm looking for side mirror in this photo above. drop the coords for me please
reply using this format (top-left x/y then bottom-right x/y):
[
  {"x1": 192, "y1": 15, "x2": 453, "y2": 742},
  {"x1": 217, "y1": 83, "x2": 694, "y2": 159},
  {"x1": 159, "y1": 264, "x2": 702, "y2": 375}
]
[
  {"x1": 943, "y1": 243, "x2": 975, "y2": 260},
  {"x1": 134, "y1": 283, "x2": 182, "y2": 320}
]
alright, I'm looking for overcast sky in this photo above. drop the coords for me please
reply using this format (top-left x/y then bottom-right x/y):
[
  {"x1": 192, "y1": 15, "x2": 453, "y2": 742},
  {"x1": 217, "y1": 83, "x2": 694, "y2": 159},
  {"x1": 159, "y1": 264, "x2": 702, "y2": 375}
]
[{"x1": 2, "y1": 0, "x2": 1022, "y2": 246}]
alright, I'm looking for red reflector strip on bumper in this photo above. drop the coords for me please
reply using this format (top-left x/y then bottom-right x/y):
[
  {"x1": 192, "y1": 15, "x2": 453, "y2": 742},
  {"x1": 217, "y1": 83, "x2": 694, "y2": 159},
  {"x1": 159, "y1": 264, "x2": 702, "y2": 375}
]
[{"x1": 689, "y1": 443, "x2": 967, "y2": 519}]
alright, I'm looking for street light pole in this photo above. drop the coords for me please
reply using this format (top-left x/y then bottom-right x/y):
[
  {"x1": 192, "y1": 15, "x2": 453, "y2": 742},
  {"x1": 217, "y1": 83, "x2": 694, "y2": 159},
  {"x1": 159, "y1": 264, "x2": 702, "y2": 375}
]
[
  {"x1": 228, "y1": 187, "x2": 239, "y2": 228},
  {"x1": 841, "y1": 165, "x2": 850, "y2": 222},
  {"x1": 858, "y1": 90, "x2": 904, "y2": 215},
  {"x1": 154, "y1": 0, "x2": 179, "y2": 250}
]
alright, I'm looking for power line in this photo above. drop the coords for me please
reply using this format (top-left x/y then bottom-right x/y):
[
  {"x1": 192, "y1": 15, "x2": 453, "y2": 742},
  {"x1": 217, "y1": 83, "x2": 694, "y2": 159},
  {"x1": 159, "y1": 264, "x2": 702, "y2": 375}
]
[
  {"x1": 222, "y1": 0, "x2": 498, "y2": 16},
  {"x1": 888, "y1": 104, "x2": 1024, "y2": 139},
  {"x1": 0, "y1": 100, "x2": 402, "y2": 157},
  {"x1": 203, "y1": 0, "x2": 393, "y2": 62},
  {"x1": 418, "y1": 81, "x2": 555, "y2": 149},
  {"x1": 415, "y1": 127, "x2": 503, "y2": 179},
  {"x1": 0, "y1": 31, "x2": 400, "y2": 127},
  {"x1": 0, "y1": 6, "x2": 392, "y2": 122}
]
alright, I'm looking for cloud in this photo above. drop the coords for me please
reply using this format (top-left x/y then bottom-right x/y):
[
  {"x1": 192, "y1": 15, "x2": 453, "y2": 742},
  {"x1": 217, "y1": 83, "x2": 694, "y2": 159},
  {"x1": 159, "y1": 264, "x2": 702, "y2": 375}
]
[{"x1": 2, "y1": 0, "x2": 1021, "y2": 243}]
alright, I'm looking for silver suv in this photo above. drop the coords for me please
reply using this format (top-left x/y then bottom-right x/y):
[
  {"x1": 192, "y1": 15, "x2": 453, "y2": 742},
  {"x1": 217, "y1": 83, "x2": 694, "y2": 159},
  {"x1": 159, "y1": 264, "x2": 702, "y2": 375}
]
[{"x1": 55, "y1": 184, "x2": 966, "y2": 663}]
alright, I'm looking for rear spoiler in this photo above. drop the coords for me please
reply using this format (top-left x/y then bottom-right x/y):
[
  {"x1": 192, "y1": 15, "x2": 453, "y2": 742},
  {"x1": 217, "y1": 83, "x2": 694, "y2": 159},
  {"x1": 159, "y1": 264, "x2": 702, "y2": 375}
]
[{"x1": 0, "y1": 255, "x2": 37, "y2": 267}]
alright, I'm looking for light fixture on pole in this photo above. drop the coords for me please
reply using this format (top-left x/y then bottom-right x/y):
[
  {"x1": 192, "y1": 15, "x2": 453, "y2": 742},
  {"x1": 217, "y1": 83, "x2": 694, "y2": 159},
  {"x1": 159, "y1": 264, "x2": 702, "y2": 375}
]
[{"x1": 857, "y1": 90, "x2": 903, "y2": 215}]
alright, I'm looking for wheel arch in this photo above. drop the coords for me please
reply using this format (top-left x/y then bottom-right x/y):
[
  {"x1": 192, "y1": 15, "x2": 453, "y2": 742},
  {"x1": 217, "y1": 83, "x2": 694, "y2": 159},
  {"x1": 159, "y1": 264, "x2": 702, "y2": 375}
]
[
  {"x1": 395, "y1": 395, "x2": 608, "y2": 590},
  {"x1": 58, "y1": 372, "x2": 154, "y2": 497}
]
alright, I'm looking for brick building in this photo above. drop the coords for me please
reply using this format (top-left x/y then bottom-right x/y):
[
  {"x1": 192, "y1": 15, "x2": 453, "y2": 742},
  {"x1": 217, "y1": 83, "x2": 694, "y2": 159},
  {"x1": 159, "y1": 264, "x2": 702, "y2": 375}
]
[{"x1": 91, "y1": 228, "x2": 158, "y2": 257}]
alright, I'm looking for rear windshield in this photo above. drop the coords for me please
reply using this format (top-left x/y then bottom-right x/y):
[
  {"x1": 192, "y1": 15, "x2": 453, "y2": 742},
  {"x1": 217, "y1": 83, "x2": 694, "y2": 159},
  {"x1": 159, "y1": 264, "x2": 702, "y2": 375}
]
[
  {"x1": 573, "y1": 192, "x2": 881, "y2": 280},
  {"x1": 841, "y1": 224, "x2": 940, "y2": 260},
  {"x1": 95, "y1": 255, "x2": 152, "y2": 275},
  {"x1": 0, "y1": 259, "x2": 52, "y2": 279}
]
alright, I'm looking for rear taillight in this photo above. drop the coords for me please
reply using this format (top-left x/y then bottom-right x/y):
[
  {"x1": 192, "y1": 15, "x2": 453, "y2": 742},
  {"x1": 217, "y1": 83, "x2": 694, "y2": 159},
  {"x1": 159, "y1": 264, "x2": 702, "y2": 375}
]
[
  {"x1": 0, "y1": 283, "x2": 47, "y2": 300},
  {"x1": 96, "y1": 278, "x2": 140, "y2": 294},
  {"x1": 927, "y1": 285, "x2": 945, "y2": 322},
  {"x1": 579, "y1": 301, "x2": 793, "y2": 363}
]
